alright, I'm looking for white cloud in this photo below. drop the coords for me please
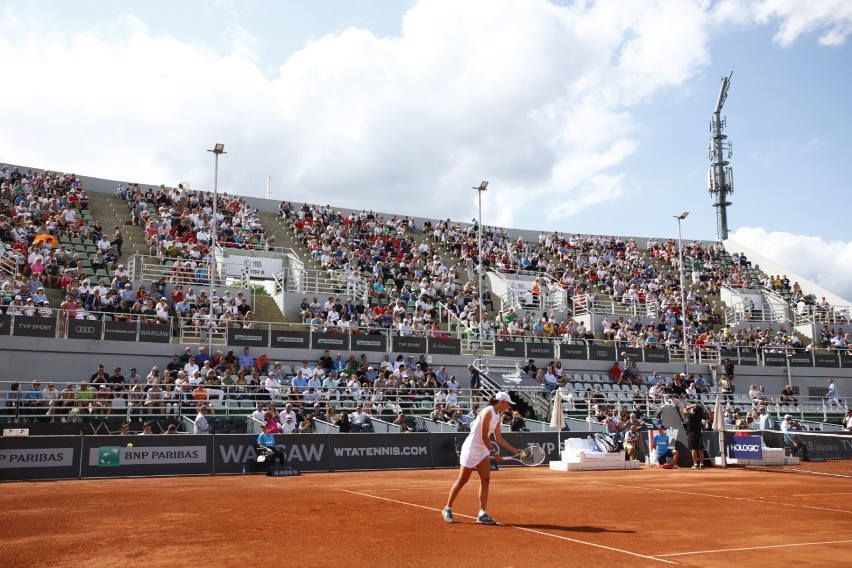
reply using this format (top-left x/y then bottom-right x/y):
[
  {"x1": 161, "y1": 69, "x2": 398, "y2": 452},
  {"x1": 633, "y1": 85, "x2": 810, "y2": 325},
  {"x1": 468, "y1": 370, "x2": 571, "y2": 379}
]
[
  {"x1": 751, "y1": 0, "x2": 852, "y2": 46},
  {"x1": 730, "y1": 227, "x2": 852, "y2": 302}
]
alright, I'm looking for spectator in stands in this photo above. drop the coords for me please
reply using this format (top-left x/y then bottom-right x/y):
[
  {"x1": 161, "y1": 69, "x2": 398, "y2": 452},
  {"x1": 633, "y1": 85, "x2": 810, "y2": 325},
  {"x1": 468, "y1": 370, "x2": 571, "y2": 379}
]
[
  {"x1": 757, "y1": 406, "x2": 775, "y2": 430},
  {"x1": 335, "y1": 410, "x2": 351, "y2": 433},
  {"x1": 842, "y1": 409, "x2": 852, "y2": 431},
  {"x1": 237, "y1": 347, "x2": 255, "y2": 374},
  {"x1": 350, "y1": 405, "x2": 373, "y2": 432},
  {"x1": 194, "y1": 404, "x2": 213, "y2": 434},
  {"x1": 825, "y1": 379, "x2": 841, "y2": 410}
]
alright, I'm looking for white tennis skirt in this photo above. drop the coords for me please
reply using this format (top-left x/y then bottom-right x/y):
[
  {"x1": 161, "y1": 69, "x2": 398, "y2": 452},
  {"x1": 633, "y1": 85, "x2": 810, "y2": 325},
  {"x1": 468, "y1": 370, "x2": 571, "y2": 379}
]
[{"x1": 459, "y1": 438, "x2": 491, "y2": 469}]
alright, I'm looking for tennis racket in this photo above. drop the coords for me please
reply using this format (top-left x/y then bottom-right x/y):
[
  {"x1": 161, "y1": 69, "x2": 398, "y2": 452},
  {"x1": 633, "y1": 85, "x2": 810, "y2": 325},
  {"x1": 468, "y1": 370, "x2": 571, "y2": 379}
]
[{"x1": 492, "y1": 443, "x2": 546, "y2": 466}]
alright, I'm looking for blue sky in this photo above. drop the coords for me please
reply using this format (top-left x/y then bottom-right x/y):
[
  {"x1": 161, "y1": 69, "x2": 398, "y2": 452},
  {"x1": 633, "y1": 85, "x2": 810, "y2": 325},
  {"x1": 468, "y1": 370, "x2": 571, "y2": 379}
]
[{"x1": 1, "y1": 0, "x2": 851, "y2": 299}]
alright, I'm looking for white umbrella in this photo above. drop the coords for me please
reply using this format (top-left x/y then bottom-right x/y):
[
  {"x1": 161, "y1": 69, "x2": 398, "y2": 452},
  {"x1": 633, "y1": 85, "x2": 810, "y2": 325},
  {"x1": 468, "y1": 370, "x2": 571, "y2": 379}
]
[
  {"x1": 550, "y1": 389, "x2": 566, "y2": 453},
  {"x1": 713, "y1": 394, "x2": 727, "y2": 468}
]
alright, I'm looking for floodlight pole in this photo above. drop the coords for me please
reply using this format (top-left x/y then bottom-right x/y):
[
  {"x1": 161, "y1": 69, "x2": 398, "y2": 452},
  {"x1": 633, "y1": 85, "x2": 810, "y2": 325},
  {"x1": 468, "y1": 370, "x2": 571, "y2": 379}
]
[
  {"x1": 675, "y1": 211, "x2": 689, "y2": 377},
  {"x1": 207, "y1": 143, "x2": 225, "y2": 353},
  {"x1": 474, "y1": 181, "x2": 488, "y2": 361}
]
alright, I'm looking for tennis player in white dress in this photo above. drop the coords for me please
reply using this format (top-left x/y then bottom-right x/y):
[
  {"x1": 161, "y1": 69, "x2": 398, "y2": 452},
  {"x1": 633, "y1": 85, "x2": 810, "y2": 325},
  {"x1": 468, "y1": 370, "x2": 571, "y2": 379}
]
[{"x1": 442, "y1": 392, "x2": 521, "y2": 525}]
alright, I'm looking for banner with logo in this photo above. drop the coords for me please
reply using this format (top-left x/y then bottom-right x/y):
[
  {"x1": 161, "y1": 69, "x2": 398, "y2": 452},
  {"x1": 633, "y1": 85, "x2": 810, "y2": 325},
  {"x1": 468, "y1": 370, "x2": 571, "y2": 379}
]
[
  {"x1": 841, "y1": 353, "x2": 852, "y2": 369},
  {"x1": 352, "y1": 334, "x2": 387, "y2": 353},
  {"x1": 789, "y1": 353, "x2": 814, "y2": 367},
  {"x1": 815, "y1": 353, "x2": 839, "y2": 368},
  {"x1": 427, "y1": 337, "x2": 461, "y2": 356},
  {"x1": 559, "y1": 343, "x2": 586, "y2": 360},
  {"x1": 138, "y1": 323, "x2": 171, "y2": 343},
  {"x1": 311, "y1": 332, "x2": 349, "y2": 351},
  {"x1": 67, "y1": 320, "x2": 102, "y2": 340},
  {"x1": 13, "y1": 315, "x2": 56, "y2": 338},
  {"x1": 762, "y1": 352, "x2": 787, "y2": 366},
  {"x1": 328, "y1": 433, "x2": 433, "y2": 470},
  {"x1": 104, "y1": 320, "x2": 138, "y2": 341},
  {"x1": 726, "y1": 435, "x2": 763, "y2": 460},
  {"x1": 391, "y1": 336, "x2": 426, "y2": 354},
  {"x1": 213, "y1": 434, "x2": 330, "y2": 474},
  {"x1": 0, "y1": 314, "x2": 11, "y2": 336},
  {"x1": 526, "y1": 341, "x2": 555, "y2": 360},
  {"x1": 643, "y1": 348, "x2": 670, "y2": 364},
  {"x1": 0, "y1": 436, "x2": 80, "y2": 481},
  {"x1": 488, "y1": 371, "x2": 545, "y2": 392},
  {"x1": 80, "y1": 435, "x2": 214, "y2": 478},
  {"x1": 589, "y1": 344, "x2": 616, "y2": 361},
  {"x1": 495, "y1": 341, "x2": 525, "y2": 358},
  {"x1": 622, "y1": 347, "x2": 643, "y2": 363},
  {"x1": 227, "y1": 328, "x2": 269, "y2": 348},
  {"x1": 739, "y1": 349, "x2": 759, "y2": 366},
  {"x1": 270, "y1": 330, "x2": 310, "y2": 349}
]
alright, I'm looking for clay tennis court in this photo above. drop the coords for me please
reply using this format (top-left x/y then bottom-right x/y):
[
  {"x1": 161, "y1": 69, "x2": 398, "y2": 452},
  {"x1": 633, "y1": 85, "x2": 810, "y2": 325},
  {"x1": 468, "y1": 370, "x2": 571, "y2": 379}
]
[{"x1": 2, "y1": 467, "x2": 850, "y2": 567}]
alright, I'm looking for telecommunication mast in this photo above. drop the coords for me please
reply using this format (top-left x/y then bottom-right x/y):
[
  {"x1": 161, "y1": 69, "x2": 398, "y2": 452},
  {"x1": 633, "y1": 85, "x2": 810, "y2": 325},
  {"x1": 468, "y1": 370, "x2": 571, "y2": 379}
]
[{"x1": 708, "y1": 72, "x2": 734, "y2": 241}]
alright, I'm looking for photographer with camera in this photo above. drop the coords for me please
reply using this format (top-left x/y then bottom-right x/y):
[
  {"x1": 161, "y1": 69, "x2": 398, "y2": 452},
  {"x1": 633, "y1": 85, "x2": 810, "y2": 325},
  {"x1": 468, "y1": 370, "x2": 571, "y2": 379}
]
[{"x1": 685, "y1": 402, "x2": 708, "y2": 469}]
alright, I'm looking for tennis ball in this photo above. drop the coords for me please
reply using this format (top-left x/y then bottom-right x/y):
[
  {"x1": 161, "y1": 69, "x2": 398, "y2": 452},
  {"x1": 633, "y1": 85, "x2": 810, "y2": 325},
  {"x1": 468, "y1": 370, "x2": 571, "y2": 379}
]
[
  {"x1": 520, "y1": 451, "x2": 527, "y2": 458},
  {"x1": 127, "y1": 443, "x2": 133, "y2": 449}
]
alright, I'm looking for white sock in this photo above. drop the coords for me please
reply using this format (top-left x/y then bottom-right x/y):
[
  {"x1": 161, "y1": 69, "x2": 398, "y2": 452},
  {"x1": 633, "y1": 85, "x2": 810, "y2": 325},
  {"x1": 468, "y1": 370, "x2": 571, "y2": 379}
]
[{"x1": 478, "y1": 509, "x2": 487, "y2": 517}]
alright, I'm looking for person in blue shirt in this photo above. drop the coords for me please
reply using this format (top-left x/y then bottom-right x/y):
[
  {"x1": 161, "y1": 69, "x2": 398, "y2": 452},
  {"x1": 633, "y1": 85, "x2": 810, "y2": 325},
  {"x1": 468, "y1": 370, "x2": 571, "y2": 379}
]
[
  {"x1": 651, "y1": 425, "x2": 680, "y2": 469},
  {"x1": 257, "y1": 424, "x2": 285, "y2": 474}
]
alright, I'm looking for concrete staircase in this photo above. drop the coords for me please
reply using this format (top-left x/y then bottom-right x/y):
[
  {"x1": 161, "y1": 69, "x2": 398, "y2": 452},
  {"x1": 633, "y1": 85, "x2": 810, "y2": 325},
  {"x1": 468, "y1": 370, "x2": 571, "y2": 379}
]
[{"x1": 85, "y1": 192, "x2": 150, "y2": 260}]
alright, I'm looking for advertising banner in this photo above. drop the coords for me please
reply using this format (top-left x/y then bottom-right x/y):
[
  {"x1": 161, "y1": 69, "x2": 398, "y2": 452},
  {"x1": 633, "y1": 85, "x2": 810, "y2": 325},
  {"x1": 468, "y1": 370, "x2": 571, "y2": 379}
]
[
  {"x1": 841, "y1": 353, "x2": 852, "y2": 369},
  {"x1": 67, "y1": 320, "x2": 102, "y2": 340},
  {"x1": 13, "y1": 315, "x2": 56, "y2": 338},
  {"x1": 391, "y1": 336, "x2": 427, "y2": 354},
  {"x1": 815, "y1": 353, "x2": 839, "y2": 368},
  {"x1": 227, "y1": 328, "x2": 270, "y2": 348},
  {"x1": 0, "y1": 314, "x2": 11, "y2": 336},
  {"x1": 352, "y1": 334, "x2": 387, "y2": 353},
  {"x1": 494, "y1": 341, "x2": 524, "y2": 358},
  {"x1": 311, "y1": 333, "x2": 350, "y2": 351},
  {"x1": 138, "y1": 324, "x2": 171, "y2": 343},
  {"x1": 104, "y1": 320, "x2": 138, "y2": 342},
  {"x1": 559, "y1": 343, "x2": 586, "y2": 360},
  {"x1": 739, "y1": 349, "x2": 759, "y2": 366},
  {"x1": 80, "y1": 435, "x2": 214, "y2": 478},
  {"x1": 643, "y1": 348, "x2": 670, "y2": 364},
  {"x1": 789, "y1": 353, "x2": 814, "y2": 367},
  {"x1": 622, "y1": 347, "x2": 644, "y2": 363},
  {"x1": 427, "y1": 337, "x2": 461, "y2": 356},
  {"x1": 726, "y1": 435, "x2": 763, "y2": 460},
  {"x1": 213, "y1": 434, "x2": 330, "y2": 474},
  {"x1": 270, "y1": 330, "x2": 310, "y2": 349},
  {"x1": 763, "y1": 352, "x2": 787, "y2": 366},
  {"x1": 526, "y1": 342, "x2": 555, "y2": 360},
  {"x1": 488, "y1": 371, "x2": 545, "y2": 392},
  {"x1": 0, "y1": 436, "x2": 80, "y2": 481},
  {"x1": 589, "y1": 344, "x2": 616, "y2": 361},
  {"x1": 328, "y1": 433, "x2": 433, "y2": 471}
]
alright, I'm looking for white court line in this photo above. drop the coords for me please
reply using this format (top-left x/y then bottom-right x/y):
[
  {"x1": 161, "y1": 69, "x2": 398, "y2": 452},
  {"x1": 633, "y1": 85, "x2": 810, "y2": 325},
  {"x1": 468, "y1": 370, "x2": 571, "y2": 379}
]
[
  {"x1": 589, "y1": 481, "x2": 852, "y2": 515},
  {"x1": 336, "y1": 488, "x2": 681, "y2": 565},
  {"x1": 791, "y1": 492, "x2": 852, "y2": 497},
  {"x1": 657, "y1": 539, "x2": 852, "y2": 557}
]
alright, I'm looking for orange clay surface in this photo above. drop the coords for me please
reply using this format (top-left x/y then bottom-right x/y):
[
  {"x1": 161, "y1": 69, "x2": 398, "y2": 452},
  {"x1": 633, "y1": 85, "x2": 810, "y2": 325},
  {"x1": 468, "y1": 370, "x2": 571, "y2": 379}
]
[{"x1": 1, "y1": 466, "x2": 851, "y2": 568}]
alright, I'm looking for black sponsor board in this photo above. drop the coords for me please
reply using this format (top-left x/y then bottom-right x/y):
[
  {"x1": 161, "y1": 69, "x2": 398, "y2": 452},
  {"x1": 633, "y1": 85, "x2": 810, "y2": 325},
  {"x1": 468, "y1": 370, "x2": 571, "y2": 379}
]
[
  {"x1": 720, "y1": 349, "x2": 739, "y2": 362},
  {"x1": 739, "y1": 349, "x2": 759, "y2": 366},
  {"x1": 841, "y1": 353, "x2": 852, "y2": 369},
  {"x1": 0, "y1": 314, "x2": 11, "y2": 335},
  {"x1": 352, "y1": 334, "x2": 387, "y2": 353},
  {"x1": 80, "y1": 435, "x2": 214, "y2": 478},
  {"x1": 526, "y1": 341, "x2": 555, "y2": 359},
  {"x1": 311, "y1": 333, "x2": 349, "y2": 351},
  {"x1": 427, "y1": 337, "x2": 461, "y2": 356},
  {"x1": 0, "y1": 435, "x2": 80, "y2": 481},
  {"x1": 789, "y1": 353, "x2": 814, "y2": 367},
  {"x1": 270, "y1": 330, "x2": 310, "y2": 349},
  {"x1": 559, "y1": 343, "x2": 587, "y2": 360},
  {"x1": 589, "y1": 344, "x2": 616, "y2": 361},
  {"x1": 643, "y1": 348, "x2": 670, "y2": 363},
  {"x1": 227, "y1": 328, "x2": 270, "y2": 348},
  {"x1": 138, "y1": 323, "x2": 171, "y2": 343},
  {"x1": 104, "y1": 320, "x2": 138, "y2": 341},
  {"x1": 213, "y1": 434, "x2": 330, "y2": 474},
  {"x1": 495, "y1": 341, "x2": 525, "y2": 358},
  {"x1": 67, "y1": 320, "x2": 102, "y2": 340},
  {"x1": 489, "y1": 370, "x2": 545, "y2": 392},
  {"x1": 815, "y1": 353, "x2": 839, "y2": 368},
  {"x1": 622, "y1": 347, "x2": 644, "y2": 363},
  {"x1": 763, "y1": 352, "x2": 787, "y2": 366},
  {"x1": 13, "y1": 315, "x2": 56, "y2": 338},
  {"x1": 391, "y1": 336, "x2": 426, "y2": 354},
  {"x1": 328, "y1": 433, "x2": 433, "y2": 470}
]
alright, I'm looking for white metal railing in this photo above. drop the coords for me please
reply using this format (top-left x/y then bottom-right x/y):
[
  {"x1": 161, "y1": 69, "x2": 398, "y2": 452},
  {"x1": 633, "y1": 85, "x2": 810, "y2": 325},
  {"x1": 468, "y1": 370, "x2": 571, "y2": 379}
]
[{"x1": 571, "y1": 294, "x2": 659, "y2": 318}]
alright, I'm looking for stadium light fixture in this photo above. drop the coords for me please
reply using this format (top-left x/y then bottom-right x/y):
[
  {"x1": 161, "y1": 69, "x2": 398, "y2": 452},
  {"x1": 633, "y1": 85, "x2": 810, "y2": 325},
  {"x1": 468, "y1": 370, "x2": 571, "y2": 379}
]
[
  {"x1": 674, "y1": 211, "x2": 689, "y2": 377},
  {"x1": 474, "y1": 181, "x2": 488, "y2": 365},
  {"x1": 207, "y1": 144, "x2": 226, "y2": 353}
]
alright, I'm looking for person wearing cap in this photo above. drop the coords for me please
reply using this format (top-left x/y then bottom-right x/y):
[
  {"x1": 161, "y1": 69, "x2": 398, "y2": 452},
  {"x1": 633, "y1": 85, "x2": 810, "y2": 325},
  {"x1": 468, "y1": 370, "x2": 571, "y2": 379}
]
[
  {"x1": 651, "y1": 424, "x2": 680, "y2": 469},
  {"x1": 442, "y1": 392, "x2": 522, "y2": 525}
]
